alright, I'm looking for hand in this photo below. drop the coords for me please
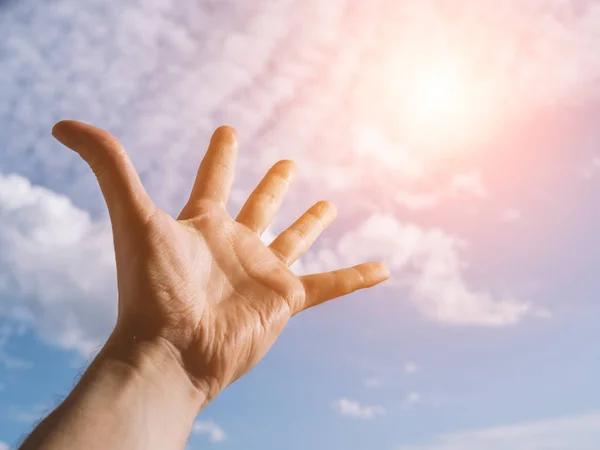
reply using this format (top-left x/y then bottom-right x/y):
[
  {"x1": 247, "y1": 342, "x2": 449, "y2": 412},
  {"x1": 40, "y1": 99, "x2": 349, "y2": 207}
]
[{"x1": 52, "y1": 121, "x2": 390, "y2": 408}]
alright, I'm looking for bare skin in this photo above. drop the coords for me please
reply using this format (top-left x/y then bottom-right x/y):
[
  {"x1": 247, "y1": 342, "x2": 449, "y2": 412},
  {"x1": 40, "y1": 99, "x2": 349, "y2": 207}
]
[{"x1": 18, "y1": 121, "x2": 389, "y2": 450}]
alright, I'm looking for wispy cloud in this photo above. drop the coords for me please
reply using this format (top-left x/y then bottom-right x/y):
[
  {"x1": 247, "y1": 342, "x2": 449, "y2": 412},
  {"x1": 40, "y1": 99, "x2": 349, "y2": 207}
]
[
  {"x1": 0, "y1": 172, "x2": 539, "y2": 359},
  {"x1": 363, "y1": 377, "x2": 381, "y2": 389},
  {"x1": 0, "y1": 324, "x2": 33, "y2": 370},
  {"x1": 398, "y1": 412, "x2": 600, "y2": 450},
  {"x1": 579, "y1": 156, "x2": 600, "y2": 179},
  {"x1": 500, "y1": 208, "x2": 522, "y2": 223},
  {"x1": 404, "y1": 362, "x2": 419, "y2": 374},
  {"x1": 449, "y1": 171, "x2": 487, "y2": 198},
  {"x1": 191, "y1": 420, "x2": 226, "y2": 443},
  {"x1": 395, "y1": 170, "x2": 487, "y2": 211},
  {"x1": 333, "y1": 398, "x2": 386, "y2": 420},
  {"x1": 304, "y1": 214, "x2": 540, "y2": 326},
  {"x1": 0, "y1": 0, "x2": 592, "y2": 353},
  {"x1": 401, "y1": 392, "x2": 421, "y2": 409},
  {"x1": 2, "y1": 0, "x2": 600, "y2": 208},
  {"x1": 6, "y1": 404, "x2": 49, "y2": 424}
]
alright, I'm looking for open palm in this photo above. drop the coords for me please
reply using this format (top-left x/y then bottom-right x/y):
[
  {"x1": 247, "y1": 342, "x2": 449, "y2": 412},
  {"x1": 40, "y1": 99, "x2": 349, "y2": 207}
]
[{"x1": 52, "y1": 121, "x2": 389, "y2": 404}]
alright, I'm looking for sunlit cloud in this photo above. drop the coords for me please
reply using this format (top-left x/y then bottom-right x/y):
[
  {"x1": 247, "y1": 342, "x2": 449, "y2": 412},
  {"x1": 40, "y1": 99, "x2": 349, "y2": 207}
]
[
  {"x1": 0, "y1": 173, "x2": 116, "y2": 355},
  {"x1": 364, "y1": 377, "x2": 381, "y2": 389},
  {"x1": 0, "y1": 0, "x2": 593, "y2": 352},
  {"x1": 6, "y1": 404, "x2": 49, "y2": 424},
  {"x1": 333, "y1": 398, "x2": 386, "y2": 420},
  {"x1": 404, "y1": 362, "x2": 419, "y2": 374},
  {"x1": 500, "y1": 208, "x2": 522, "y2": 223},
  {"x1": 303, "y1": 214, "x2": 541, "y2": 326},
  {"x1": 398, "y1": 412, "x2": 600, "y2": 450},
  {"x1": 402, "y1": 392, "x2": 421, "y2": 409},
  {"x1": 191, "y1": 420, "x2": 226, "y2": 443}
]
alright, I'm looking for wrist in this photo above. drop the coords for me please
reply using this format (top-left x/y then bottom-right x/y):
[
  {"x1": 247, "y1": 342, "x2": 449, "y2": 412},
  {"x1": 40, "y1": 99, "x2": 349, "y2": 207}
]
[
  {"x1": 95, "y1": 325, "x2": 211, "y2": 415},
  {"x1": 19, "y1": 326, "x2": 210, "y2": 450}
]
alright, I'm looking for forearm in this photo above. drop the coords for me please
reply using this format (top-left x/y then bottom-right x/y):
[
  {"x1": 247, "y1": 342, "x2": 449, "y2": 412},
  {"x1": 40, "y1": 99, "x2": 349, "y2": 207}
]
[{"x1": 19, "y1": 329, "x2": 207, "y2": 450}]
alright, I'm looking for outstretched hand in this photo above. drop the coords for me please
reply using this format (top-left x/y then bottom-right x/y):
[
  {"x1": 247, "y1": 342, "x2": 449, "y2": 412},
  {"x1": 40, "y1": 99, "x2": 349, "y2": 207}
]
[{"x1": 52, "y1": 121, "x2": 389, "y2": 407}]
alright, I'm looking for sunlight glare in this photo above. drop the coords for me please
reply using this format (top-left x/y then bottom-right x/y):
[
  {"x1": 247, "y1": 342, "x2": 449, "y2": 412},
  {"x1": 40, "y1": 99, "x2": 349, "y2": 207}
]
[{"x1": 407, "y1": 61, "x2": 481, "y2": 150}]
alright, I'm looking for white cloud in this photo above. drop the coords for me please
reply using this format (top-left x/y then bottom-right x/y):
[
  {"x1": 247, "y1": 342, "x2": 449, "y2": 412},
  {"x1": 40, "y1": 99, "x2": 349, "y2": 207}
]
[
  {"x1": 0, "y1": 441, "x2": 8, "y2": 450},
  {"x1": 0, "y1": 173, "x2": 116, "y2": 355},
  {"x1": 402, "y1": 392, "x2": 421, "y2": 409},
  {"x1": 395, "y1": 191, "x2": 441, "y2": 211},
  {"x1": 304, "y1": 214, "x2": 538, "y2": 326},
  {"x1": 7, "y1": 404, "x2": 49, "y2": 424},
  {"x1": 500, "y1": 208, "x2": 522, "y2": 223},
  {"x1": 0, "y1": 177, "x2": 537, "y2": 361},
  {"x1": 333, "y1": 398, "x2": 386, "y2": 420},
  {"x1": 2, "y1": 0, "x2": 600, "y2": 211},
  {"x1": 0, "y1": 0, "x2": 587, "y2": 353},
  {"x1": 191, "y1": 420, "x2": 226, "y2": 443},
  {"x1": 398, "y1": 412, "x2": 600, "y2": 450},
  {"x1": 0, "y1": 324, "x2": 33, "y2": 370},
  {"x1": 450, "y1": 171, "x2": 487, "y2": 198},
  {"x1": 579, "y1": 156, "x2": 600, "y2": 179},
  {"x1": 364, "y1": 377, "x2": 381, "y2": 388},
  {"x1": 404, "y1": 362, "x2": 419, "y2": 374},
  {"x1": 395, "y1": 170, "x2": 487, "y2": 211}
]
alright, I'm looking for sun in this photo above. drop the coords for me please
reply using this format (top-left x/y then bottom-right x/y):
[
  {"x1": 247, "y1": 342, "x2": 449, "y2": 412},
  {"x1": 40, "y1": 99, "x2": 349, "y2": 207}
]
[
  {"x1": 367, "y1": 49, "x2": 500, "y2": 156},
  {"x1": 413, "y1": 71, "x2": 462, "y2": 122},
  {"x1": 407, "y1": 62, "x2": 481, "y2": 149}
]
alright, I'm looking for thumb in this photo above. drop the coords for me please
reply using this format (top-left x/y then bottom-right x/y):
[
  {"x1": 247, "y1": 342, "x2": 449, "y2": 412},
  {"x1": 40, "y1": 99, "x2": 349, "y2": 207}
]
[{"x1": 52, "y1": 120, "x2": 156, "y2": 227}]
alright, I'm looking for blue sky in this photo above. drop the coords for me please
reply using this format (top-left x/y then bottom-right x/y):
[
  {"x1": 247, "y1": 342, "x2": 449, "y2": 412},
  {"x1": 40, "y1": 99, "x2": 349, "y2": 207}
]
[{"x1": 1, "y1": 0, "x2": 600, "y2": 449}]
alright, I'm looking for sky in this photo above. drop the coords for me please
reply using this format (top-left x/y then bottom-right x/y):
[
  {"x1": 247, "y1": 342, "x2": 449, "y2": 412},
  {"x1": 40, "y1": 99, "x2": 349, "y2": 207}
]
[{"x1": 1, "y1": 0, "x2": 600, "y2": 449}]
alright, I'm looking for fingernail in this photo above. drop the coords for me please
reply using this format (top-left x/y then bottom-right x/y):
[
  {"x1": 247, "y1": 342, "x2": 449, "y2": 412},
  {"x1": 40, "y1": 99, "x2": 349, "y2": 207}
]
[{"x1": 376, "y1": 263, "x2": 391, "y2": 279}]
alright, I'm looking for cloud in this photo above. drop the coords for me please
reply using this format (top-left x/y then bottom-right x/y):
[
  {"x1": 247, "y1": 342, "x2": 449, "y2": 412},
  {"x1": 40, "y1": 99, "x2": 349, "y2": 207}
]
[
  {"x1": 0, "y1": 173, "x2": 116, "y2": 355},
  {"x1": 395, "y1": 170, "x2": 487, "y2": 211},
  {"x1": 0, "y1": 324, "x2": 33, "y2": 370},
  {"x1": 402, "y1": 392, "x2": 421, "y2": 409},
  {"x1": 579, "y1": 156, "x2": 600, "y2": 179},
  {"x1": 398, "y1": 412, "x2": 600, "y2": 450},
  {"x1": 404, "y1": 362, "x2": 419, "y2": 374},
  {"x1": 364, "y1": 377, "x2": 381, "y2": 388},
  {"x1": 6, "y1": 404, "x2": 49, "y2": 424},
  {"x1": 304, "y1": 214, "x2": 538, "y2": 326},
  {"x1": 191, "y1": 420, "x2": 226, "y2": 443},
  {"x1": 0, "y1": 176, "x2": 536, "y2": 362},
  {"x1": 500, "y1": 208, "x2": 522, "y2": 223},
  {"x1": 0, "y1": 0, "x2": 586, "y2": 354},
  {"x1": 0, "y1": 441, "x2": 8, "y2": 450},
  {"x1": 333, "y1": 398, "x2": 386, "y2": 420},
  {"x1": 449, "y1": 171, "x2": 487, "y2": 198},
  {"x1": 395, "y1": 191, "x2": 441, "y2": 211},
  {"x1": 2, "y1": 0, "x2": 600, "y2": 210}
]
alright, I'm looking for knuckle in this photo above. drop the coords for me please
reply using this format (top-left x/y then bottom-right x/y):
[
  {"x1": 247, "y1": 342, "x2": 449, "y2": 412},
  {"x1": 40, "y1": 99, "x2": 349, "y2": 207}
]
[{"x1": 269, "y1": 246, "x2": 290, "y2": 265}]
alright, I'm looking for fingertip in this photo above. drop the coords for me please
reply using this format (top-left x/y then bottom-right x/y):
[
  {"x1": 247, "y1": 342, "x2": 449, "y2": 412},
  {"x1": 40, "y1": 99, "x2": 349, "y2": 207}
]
[
  {"x1": 374, "y1": 262, "x2": 391, "y2": 281},
  {"x1": 360, "y1": 261, "x2": 390, "y2": 286},
  {"x1": 274, "y1": 159, "x2": 296, "y2": 172},
  {"x1": 211, "y1": 125, "x2": 238, "y2": 148},
  {"x1": 51, "y1": 120, "x2": 82, "y2": 149},
  {"x1": 315, "y1": 200, "x2": 337, "y2": 219},
  {"x1": 272, "y1": 159, "x2": 297, "y2": 182}
]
